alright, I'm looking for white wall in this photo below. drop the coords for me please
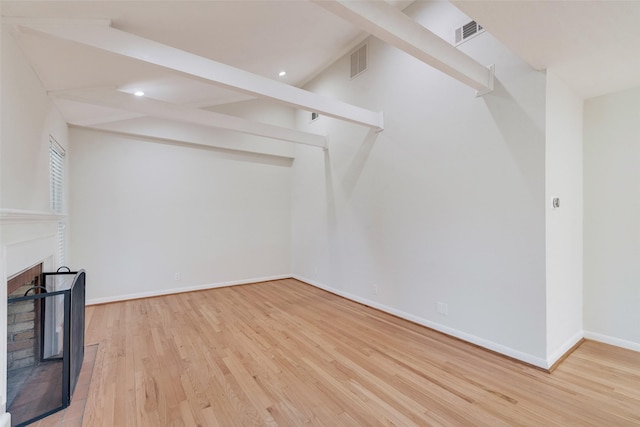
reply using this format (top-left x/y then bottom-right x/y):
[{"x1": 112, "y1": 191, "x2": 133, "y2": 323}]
[
  {"x1": 69, "y1": 121, "x2": 293, "y2": 304},
  {"x1": 291, "y1": 2, "x2": 549, "y2": 366},
  {"x1": 1, "y1": 25, "x2": 69, "y2": 425},
  {"x1": 584, "y1": 86, "x2": 640, "y2": 351},
  {"x1": 1, "y1": 27, "x2": 69, "y2": 212},
  {"x1": 544, "y1": 70, "x2": 584, "y2": 362}
]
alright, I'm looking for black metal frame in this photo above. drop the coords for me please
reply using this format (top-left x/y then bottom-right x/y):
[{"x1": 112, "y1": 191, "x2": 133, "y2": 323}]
[{"x1": 7, "y1": 269, "x2": 85, "y2": 427}]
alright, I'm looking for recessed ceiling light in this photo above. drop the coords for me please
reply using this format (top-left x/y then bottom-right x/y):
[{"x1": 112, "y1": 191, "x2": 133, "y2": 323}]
[
  {"x1": 134, "y1": 91, "x2": 145, "y2": 97},
  {"x1": 278, "y1": 71, "x2": 287, "y2": 77}
]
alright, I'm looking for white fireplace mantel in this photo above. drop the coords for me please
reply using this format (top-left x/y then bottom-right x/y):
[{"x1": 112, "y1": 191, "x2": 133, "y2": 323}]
[
  {"x1": 0, "y1": 208, "x2": 65, "y2": 224},
  {"x1": 1, "y1": 209, "x2": 64, "y2": 279}
]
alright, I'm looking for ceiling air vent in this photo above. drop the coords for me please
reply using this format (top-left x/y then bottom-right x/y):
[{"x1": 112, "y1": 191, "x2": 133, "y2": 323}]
[
  {"x1": 454, "y1": 20, "x2": 484, "y2": 46},
  {"x1": 350, "y1": 43, "x2": 367, "y2": 79}
]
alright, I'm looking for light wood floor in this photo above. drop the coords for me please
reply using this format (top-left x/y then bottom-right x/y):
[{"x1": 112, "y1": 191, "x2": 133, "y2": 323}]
[{"x1": 82, "y1": 279, "x2": 640, "y2": 426}]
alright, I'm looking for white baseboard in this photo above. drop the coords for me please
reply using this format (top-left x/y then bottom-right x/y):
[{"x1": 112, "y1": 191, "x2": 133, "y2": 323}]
[
  {"x1": 0, "y1": 412, "x2": 11, "y2": 427},
  {"x1": 584, "y1": 331, "x2": 640, "y2": 352},
  {"x1": 292, "y1": 275, "x2": 549, "y2": 369},
  {"x1": 547, "y1": 331, "x2": 584, "y2": 367},
  {"x1": 86, "y1": 274, "x2": 290, "y2": 305}
]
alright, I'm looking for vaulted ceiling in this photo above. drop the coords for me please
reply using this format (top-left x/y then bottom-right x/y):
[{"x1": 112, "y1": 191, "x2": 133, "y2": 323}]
[
  {"x1": 2, "y1": 1, "x2": 380, "y2": 127},
  {"x1": 3, "y1": 0, "x2": 640, "y2": 147},
  {"x1": 453, "y1": 0, "x2": 640, "y2": 100}
]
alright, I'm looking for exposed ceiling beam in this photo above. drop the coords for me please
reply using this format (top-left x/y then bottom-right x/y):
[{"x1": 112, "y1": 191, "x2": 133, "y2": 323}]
[
  {"x1": 17, "y1": 21, "x2": 384, "y2": 131},
  {"x1": 73, "y1": 120, "x2": 295, "y2": 160},
  {"x1": 62, "y1": 110, "x2": 145, "y2": 127},
  {"x1": 50, "y1": 88, "x2": 328, "y2": 149},
  {"x1": 313, "y1": 0, "x2": 494, "y2": 95}
]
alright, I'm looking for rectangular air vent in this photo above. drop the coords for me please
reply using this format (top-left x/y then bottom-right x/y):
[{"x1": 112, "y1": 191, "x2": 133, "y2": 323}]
[
  {"x1": 350, "y1": 43, "x2": 367, "y2": 79},
  {"x1": 454, "y1": 20, "x2": 484, "y2": 46}
]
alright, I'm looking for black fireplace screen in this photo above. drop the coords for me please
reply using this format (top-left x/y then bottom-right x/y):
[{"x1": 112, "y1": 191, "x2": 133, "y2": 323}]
[{"x1": 7, "y1": 269, "x2": 85, "y2": 427}]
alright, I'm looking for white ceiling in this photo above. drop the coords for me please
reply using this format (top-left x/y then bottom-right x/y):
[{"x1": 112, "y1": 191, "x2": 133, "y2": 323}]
[
  {"x1": 2, "y1": 1, "x2": 371, "y2": 124},
  {"x1": 453, "y1": 0, "x2": 640, "y2": 99},
  {"x1": 2, "y1": 0, "x2": 640, "y2": 127}
]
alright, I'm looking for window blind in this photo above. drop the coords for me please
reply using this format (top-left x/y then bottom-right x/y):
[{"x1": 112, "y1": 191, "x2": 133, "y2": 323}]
[
  {"x1": 57, "y1": 222, "x2": 66, "y2": 267},
  {"x1": 50, "y1": 136, "x2": 66, "y2": 267},
  {"x1": 50, "y1": 136, "x2": 65, "y2": 214}
]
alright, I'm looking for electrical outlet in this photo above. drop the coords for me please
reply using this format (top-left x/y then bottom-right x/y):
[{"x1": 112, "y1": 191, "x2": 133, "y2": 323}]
[
  {"x1": 174, "y1": 272, "x2": 181, "y2": 281},
  {"x1": 437, "y1": 302, "x2": 448, "y2": 316}
]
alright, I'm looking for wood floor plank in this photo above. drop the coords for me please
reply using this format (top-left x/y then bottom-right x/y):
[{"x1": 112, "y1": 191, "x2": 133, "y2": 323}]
[{"x1": 83, "y1": 279, "x2": 640, "y2": 426}]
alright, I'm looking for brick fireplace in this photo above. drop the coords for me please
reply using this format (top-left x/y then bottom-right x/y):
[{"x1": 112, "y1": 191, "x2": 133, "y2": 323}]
[
  {"x1": 5, "y1": 268, "x2": 86, "y2": 426},
  {"x1": 6, "y1": 264, "x2": 43, "y2": 409},
  {"x1": 7, "y1": 264, "x2": 42, "y2": 377}
]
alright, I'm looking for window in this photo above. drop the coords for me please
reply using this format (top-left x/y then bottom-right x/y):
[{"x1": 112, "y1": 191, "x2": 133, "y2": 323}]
[
  {"x1": 50, "y1": 136, "x2": 66, "y2": 267},
  {"x1": 49, "y1": 136, "x2": 65, "y2": 214},
  {"x1": 57, "y1": 222, "x2": 66, "y2": 267}
]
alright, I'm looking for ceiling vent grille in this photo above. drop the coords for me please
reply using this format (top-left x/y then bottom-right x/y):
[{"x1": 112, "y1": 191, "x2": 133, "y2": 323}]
[
  {"x1": 350, "y1": 44, "x2": 367, "y2": 79},
  {"x1": 454, "y1": 20, "x2": 484, "y2": 46}
]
